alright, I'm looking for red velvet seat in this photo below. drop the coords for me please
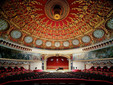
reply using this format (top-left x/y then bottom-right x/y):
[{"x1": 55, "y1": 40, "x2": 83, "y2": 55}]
[
  {"x1": 109, "y1": 66, "x2": 113, "y2": 72},
  {"x1": 102, "y1": 66, "x2": 108, "y2": 72},
  {"x1": 14, "y1": 67, "x2": 19, "y2": 72},
  {"x1": 33, "y1": 69, "x2": 43, "y2": 72},
  {"x1": 7, "y1": 67, "x2": 13, "y2": 72},
  {"x1": 72, "y1": 69, "x2": 81, "y2": 72},
  {"x1": 20, "y1": 67, "x2": 26, "y2": 71},
  {"x1": 96, "y1": 66, "x2": 101, "y2": 71},
  {"x1": 0, "y1": 67, "x2": 7, "y2": 73}
]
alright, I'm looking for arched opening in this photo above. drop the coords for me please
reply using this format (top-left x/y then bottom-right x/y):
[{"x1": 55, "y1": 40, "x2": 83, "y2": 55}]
[{"x1": 46, "y1": 56, "x2": 69, "y2": 70}]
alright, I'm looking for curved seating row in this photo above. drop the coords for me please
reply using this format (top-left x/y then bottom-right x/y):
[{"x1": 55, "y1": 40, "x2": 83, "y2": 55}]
[
  {"x1": 0, "y1": 72, "x2": 113, "y2": 85},
  {"x1": 87, "y1": 66, "x2": 113, "y2": 72},
  {"x1": 0, "y1": 66, "x2": 27, "y2": 74},
  {"x1": 1, "y1": 78, "x2": 113, "y2": 85}
]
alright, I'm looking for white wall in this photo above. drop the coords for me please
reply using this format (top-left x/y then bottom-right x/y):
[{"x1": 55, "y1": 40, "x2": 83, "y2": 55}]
[
  {"x1": 73, "y1": 61, "x2": 85, "y2": 70},
  {"x1": 86, "y1": 64, "x2": 93, "y2": 69},
  {"x1": 30, "y1": 60, "x2": 42, "y2": 70},
  {"x1": 23, "y1": 65, "x2": 29, "y2": 70}
]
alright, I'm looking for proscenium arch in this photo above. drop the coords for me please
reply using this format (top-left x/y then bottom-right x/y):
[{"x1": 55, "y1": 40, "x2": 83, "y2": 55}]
[
  {"x1": 44, "y1": 54, "x2": 71, "y2": 60},
  {"x1": 43, "y1": 54, "x2": 71, "y2": 71},
  {"x1": 46, "y1": 56, "x2": 69, "y2": 70}
]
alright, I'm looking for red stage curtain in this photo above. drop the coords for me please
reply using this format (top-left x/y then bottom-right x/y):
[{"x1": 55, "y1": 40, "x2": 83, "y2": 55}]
[{"x1": 47, "y1": 56, "x2": 69, "y2": 70}]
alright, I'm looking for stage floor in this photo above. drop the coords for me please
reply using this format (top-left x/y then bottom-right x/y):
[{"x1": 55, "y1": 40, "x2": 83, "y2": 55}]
[{"x1": 44, "y1": 69, "x2": 70, "y2": 72}]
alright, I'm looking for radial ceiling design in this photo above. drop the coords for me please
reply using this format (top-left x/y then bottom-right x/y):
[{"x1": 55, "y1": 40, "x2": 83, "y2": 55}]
[{"x1": 0, "y1": 0, "x2": 113, "y2": 50}]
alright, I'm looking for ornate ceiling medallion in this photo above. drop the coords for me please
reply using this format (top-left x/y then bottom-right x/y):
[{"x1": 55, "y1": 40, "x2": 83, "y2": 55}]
[
  {"x1": 36, "y1": 40, "x2": 43, "y2": 46},
  {"x1": 24, "y1": 36, "x2": 33, "y2": 43},
  {"x1": 93, "y1": 29, "x2": 104, "y2": 38},
  {"x1": 82, "y1": 36, "x2": 91, "y2": 43},
  {"x1": 55, "y1": 42, "x2": 60, "y2": 47},
  {"x1": 0, "y1": 19, "x2": 8, "y2": 31},
  {"x1": 72, "y1": 39, "x2": 79, "y2": 45},
  {"x1": 11, "y1": 30, "x2": 22, "y2": 39},
  {"x1": 106, "y1": 18, "x2": 113, "y2": 29},
  {"x1": 63, "y1": 41, "x2": 69, "y2": 47},
  {"x1": 46, "y1": 41, "x2": 52, "y2": 47},
  {"x1": 45, "y1": 0, "x2": 69, "y2": 21}
]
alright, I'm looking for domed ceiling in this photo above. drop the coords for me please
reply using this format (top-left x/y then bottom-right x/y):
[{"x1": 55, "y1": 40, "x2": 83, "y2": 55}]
[{"x1": 0, "y1": 0, "x2": 113, "y2": 50}]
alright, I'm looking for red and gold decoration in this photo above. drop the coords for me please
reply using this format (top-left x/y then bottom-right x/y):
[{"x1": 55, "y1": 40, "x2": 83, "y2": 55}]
[
  {"x1": 47, "y1": 56, "x2": 69, "y2": 70},
  {"x1": 0, "y1": 0, "x2": 113, "y2": 50},
  {"x1": 45, "y1": 0, "x2": 69, "y2": 21}
]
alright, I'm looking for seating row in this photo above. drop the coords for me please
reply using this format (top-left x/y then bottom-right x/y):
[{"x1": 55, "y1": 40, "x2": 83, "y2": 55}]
[
  {"x1": 87, "y1": 66, "x2": 113, "y2": 72},
  {"x1": 1, "y1": 72, "x2": 113, "y2": 85},
  {"x1": 0, "y1": 66, "x2": 27, "y2": 74}
]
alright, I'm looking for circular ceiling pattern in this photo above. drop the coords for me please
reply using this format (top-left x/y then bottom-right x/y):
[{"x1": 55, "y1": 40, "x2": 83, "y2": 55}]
[
  {"x1": 63, "y1": 41, "x2": 69, "y2": 47},
  {"x1": 55, "y1": 42, "x2": 60, "y2": 47},
  {"x1": 36, "y1": 40, "x2": 43, "y2": 46},
  {"x1": 93, "y1": 29, "x2": 105, "y2": 38},
  {"x1": 82, "y1": 36, "x2": 91, "y2": 43},
  {"x1": 45, "y1": 0, "x2": 69, "y2": 21},
  {"x1": 46, "y1": 41, "x2": 52, "y2": 47},
  {"x1": 107, "y1": 18, "x2": 113, "y2": 29},
  {"x1": 0, "y1": 19, "x2": 8, "y2": 31},
  {"x1": 11, "y1": 30, "x2": 22, "y2": 39},
  {"x1": 2, "y1": 0, "x2": 103, "y2": 40},
  {"x1": 0, "y1": 0, "x2": 113, "y2": 50},
  {"x1": 72, "y1": 39, "x2": 79, "y2": 45},
  {"x1": 24, "y1": 36, "x2": 33, "y2": 43}
]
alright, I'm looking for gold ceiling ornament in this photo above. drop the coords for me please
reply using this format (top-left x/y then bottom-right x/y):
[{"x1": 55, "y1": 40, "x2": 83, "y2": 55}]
[
  {"x1": 45, "y1": 0, "x2": 70, "y2": 21},
  {"x1": 54, "y1": 14, "x2": 60, "y2": 20},
  {"x1": 0, "y1": 0, "x2": 113, "y2": 50}
]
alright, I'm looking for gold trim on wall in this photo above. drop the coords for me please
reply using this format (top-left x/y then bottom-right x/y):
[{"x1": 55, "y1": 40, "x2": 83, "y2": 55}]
[
  {"x1": 0, "y1": 58, "x2": 40, "y2": 62},
  {"x1": 44, "y1": 54, "x2": 71, "y2": 59}
]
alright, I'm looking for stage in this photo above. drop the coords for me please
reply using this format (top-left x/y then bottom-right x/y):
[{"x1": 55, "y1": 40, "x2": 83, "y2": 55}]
[
  {"x1": 33, "y1": 69, "x2": 81, "y2": 72},
  {"x1": 44, "y1": 69, "x2": 70, "y2": 72}
]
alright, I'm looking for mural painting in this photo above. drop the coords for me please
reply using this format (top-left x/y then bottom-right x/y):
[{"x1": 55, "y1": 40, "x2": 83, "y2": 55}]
[
  {"x1": 73, "y1": 46, "x2": 113, "y2": 60},
  {"x1": 0, "y1": 46, "x2": 41, "y2": 60}
]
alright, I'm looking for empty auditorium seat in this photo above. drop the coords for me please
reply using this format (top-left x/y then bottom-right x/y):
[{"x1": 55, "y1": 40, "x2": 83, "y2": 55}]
[
  {"x1": 72, "y1": 69, "x2": 81, "y2": 72},
  {"x1": 0, "y1": 67, "x2": 7, "y2": 73},
  {"x1": 14, "y1": 67, "x2": 19, "y2": 72},
  {"x1": 96, "y1": 66, "x2": 101, "y2": 71},
  {"x1": 33, "y1": 69, "x2": 43, "y2": 72},
  {"x1": 20, "y1": 67, "x2": 24, "y2": 71},
  {"x1": 102, "y1": 66, "x2": 108, "y2": 72},
  {"x1": 7, "y1": 67, "x2": 14, "y2": 72},
  {"x1": 109, "y1": 66, "x2": 113, "y2": 72}
]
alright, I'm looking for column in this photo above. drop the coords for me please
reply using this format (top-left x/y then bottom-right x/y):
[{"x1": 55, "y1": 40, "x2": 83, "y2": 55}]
[
  {"x1": 44, "y1": 58, "x2": 47, "y2": 71},
  {"x1": 68, "y1": 58, "x2": 71, "y2": 71},
  {"x1": 84, "y1": 64, "x2": 86, "y2": 72},
  {"x1": 28, "y1": 62, "x2": 31, "y2": 70}
]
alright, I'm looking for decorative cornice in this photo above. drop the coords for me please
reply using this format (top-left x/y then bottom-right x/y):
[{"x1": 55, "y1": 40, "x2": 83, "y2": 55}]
[
  {"x1": 82, "y1": 38, "x2": 113, "y2": 51},
  {"x1": 0, "y1": 38, "x2": 32, "y2": 51}
]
